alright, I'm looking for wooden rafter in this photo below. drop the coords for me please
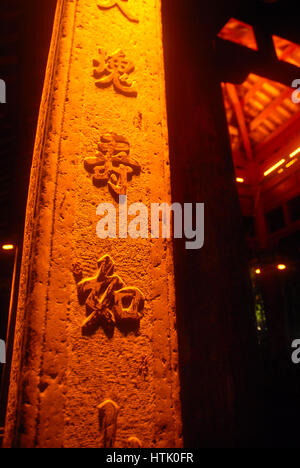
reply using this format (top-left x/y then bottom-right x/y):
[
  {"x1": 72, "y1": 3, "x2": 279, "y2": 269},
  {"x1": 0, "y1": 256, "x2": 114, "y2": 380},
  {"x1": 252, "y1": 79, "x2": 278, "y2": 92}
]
[
  {"x1": 277, "y1": 43, "x2": 298, "y2": 62},
  {"x1": 243, "y1": 78, "x2": 268, "y2": 105},
  {"x1": 243, "y1": 44, "x2": 298, "y2": 105},
  {"x1": 226, "y1": 83, "x2": 254, "y2": 161},
  {"x1": 250, "y1": 87, "x2": 292, "y2": 131},
  {"x1": 256, "y1": 110, "x2": 300, "y2": 155}
]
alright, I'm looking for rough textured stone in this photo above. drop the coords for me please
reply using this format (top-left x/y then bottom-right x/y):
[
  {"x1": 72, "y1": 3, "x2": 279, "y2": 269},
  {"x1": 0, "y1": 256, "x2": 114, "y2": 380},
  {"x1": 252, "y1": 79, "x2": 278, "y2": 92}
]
[{"x1": 4, "y1": 0, "x2": 182, "y2": 448}]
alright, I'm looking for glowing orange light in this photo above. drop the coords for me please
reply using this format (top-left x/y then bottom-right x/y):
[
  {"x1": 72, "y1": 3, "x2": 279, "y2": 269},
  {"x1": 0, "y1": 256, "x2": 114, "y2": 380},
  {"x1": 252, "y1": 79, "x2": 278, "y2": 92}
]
[
  {"x1": 255, "y1": 268, "x2": 261, "y2": 275},
  {"x1": 277, "y1": 264, "x2": 287, "y2": 271},
  {"x1": 2, "y1": 244, "x2": 14, "y2": 251},
  {"x1": 286, "y1": 159, "x2": 297, "y2": 168},
  {"x1": 289, "y1": 147, "x2": 300, "y2": 159},
  {"x1": 272, "y1": 35, "x2": 300, "y2": 65},
  {"x1": 277, "y1": 168, "x2": 284, "y2": 174},
  {"x1": 218, "y1": 18, "x2": 258, "y2": 51},
  {"x1": 264, "y1": 159, "x2": 286, "y2": 177},
  {"x1": 236, "y1": 177, "x2": 245, "y2": 183}
]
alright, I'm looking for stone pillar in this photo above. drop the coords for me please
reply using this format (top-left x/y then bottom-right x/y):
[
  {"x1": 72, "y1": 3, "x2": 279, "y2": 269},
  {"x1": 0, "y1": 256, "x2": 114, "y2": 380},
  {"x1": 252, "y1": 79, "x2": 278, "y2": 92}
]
[{"x1": 4, "y1": 0, "x2": 182, "y2": 448}]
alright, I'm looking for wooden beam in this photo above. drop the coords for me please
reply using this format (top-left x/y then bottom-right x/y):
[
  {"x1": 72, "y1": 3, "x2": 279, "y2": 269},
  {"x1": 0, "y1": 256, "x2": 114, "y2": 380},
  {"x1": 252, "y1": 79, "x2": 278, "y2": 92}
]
[
  {"x1": 243, "y1": 78, "x2": 267, "y2": 105},
  {"x1": 243, "y1": 44, "x2": 297, "y2": 105},
  {"x1": 279, "y1": 43, "x2": 298, "y2": 62},
  {"x1": 226, "y1": 83, "x2": 254, "y2": 161},
  {"x1": 256, "y1": 110, "x2": 300, "y2": 156},
  {"x1": 250, "y1": 87, "x2": 292, "y2": 131},
  {"x1": 231, "y1": 148, "x2": 249, "y2": 170}
]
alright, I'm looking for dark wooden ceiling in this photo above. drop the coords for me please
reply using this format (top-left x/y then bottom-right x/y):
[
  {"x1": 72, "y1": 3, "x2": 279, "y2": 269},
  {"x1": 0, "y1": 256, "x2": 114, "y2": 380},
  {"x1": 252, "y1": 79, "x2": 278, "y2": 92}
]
[{"x1": 220, "y1": 19, "x2": 300, "y2": 169}]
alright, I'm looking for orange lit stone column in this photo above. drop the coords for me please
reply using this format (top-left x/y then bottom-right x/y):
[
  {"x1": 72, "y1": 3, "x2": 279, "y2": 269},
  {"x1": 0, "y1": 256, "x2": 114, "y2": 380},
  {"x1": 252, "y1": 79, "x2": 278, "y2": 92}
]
[{"x1": 4, "y1": 0, "x2": 182, "y2": 448}]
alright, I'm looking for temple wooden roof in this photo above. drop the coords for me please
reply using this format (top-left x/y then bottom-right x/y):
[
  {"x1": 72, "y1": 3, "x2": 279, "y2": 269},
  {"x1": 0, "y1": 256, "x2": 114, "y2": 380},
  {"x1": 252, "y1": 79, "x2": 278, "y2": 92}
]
[{"x1": 220, "y1": 19, "x2": 300, "y2": 170}]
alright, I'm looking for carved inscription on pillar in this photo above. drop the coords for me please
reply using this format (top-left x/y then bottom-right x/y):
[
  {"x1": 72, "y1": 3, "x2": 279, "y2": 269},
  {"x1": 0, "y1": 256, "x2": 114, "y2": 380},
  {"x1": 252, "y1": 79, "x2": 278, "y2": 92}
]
[
  {"x1": 93, "y1": 49, "x2": 138, "y2": 97},
  {"x1": 72, "y1": 255, "x2": 145, "y2": 336},
  {"x1": 127, "y1": 437, "x2": 142, "y2": 448},
  {"x1": 84, "y1": 132, "x2": 141, "y2": 197},
  {"x1": 98, "y1": 1, "x2": 139, "y2": 23},
  {"x1": 98, "y1": 400, "x2": 120, "y2": 448},
  {"x1": 97, "y1": 400, "x2": 142, "y2": 448},
  {"x1": 138, "y1": 355, "x2": 149, "y2": 379}
]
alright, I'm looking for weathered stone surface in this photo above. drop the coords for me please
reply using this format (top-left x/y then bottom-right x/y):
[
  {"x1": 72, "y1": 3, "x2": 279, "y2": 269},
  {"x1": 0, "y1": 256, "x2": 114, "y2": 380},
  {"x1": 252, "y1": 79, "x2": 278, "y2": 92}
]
[
  {"x1": 73, "y1": 254, "x2": 145, "y2": 336},
  {"x1": 4, "y1": 0, "x2": 182, "y2": 448},
  {"x1": 98, "y1": 399, "x2": 119, "y2": 448},
  {"x1": 127, "y1": 436, "x2": 142, "y2": 448}
]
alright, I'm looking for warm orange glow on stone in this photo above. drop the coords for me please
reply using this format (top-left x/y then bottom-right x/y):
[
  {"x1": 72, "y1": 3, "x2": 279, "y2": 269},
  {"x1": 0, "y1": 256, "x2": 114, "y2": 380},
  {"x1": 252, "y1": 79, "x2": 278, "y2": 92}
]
[{"x1": 4, "y1": 0, "x2": 182, "y2": 449}]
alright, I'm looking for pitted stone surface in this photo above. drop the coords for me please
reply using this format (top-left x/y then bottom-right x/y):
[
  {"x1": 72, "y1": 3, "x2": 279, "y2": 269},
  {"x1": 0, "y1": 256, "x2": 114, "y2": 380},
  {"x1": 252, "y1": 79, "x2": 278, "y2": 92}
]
[{"x1": 4, "y1": 0, "x2": 182, "y2": 448}]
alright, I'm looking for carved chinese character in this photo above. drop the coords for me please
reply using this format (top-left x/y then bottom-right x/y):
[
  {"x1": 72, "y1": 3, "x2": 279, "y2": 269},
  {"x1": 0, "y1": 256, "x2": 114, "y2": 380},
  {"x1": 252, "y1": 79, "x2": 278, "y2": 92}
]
[
  {"x1": 84, "y1": 132, "x2": 141, "y2": 197},
  {"x1": 98, "y1": 400, "x2": 120, "y2": 448},
  {"x1": 127, "y1": 437, "x2": 142, "y2": 448},
  {"x1": 72, "y1": 262, "x2": 83, "y2": 282},
  {"x1": 72, "y1": 255, "x2": 145, "y2": 336},
  {"x1": 114, "y1": 287, "x2": 145, "y2": 322},
  {"x1": 138, "y1": 355, "x2": 149, "y2": 379},
  {"x1": 98, "y1": 0, "x2": 139, "y2": 23},
  {"x1": 93, "y1": 49, "x2": 137, "y2": 97}
]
